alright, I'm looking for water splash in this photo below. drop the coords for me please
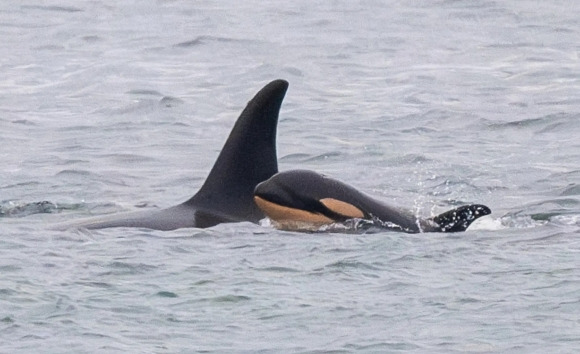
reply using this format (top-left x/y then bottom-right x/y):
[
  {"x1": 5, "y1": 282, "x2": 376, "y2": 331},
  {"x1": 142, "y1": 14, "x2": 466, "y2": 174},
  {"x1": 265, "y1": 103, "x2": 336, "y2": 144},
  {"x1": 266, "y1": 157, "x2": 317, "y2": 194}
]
[{"x1": 0, "y1": 200, "x2": 82, "y2": 218}]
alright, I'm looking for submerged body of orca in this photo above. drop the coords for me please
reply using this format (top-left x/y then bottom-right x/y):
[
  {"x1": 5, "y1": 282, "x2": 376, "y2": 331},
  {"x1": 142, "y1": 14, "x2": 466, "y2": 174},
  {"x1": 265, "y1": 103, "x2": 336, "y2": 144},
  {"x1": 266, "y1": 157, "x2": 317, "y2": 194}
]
[
  {"x1": 254, "y1": 170, "x2": 491, "y2": 233},
  {"x1": 53, "y1": 79, "x2": 289, "y2": 230}
]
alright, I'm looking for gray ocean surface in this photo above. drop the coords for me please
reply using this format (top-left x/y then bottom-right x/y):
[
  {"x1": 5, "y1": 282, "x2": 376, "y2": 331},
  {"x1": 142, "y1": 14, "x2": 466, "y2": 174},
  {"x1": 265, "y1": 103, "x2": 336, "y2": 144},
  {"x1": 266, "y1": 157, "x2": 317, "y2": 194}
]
[{"x1": 1, "y1": 1, "x2": 579, "y2": 353}]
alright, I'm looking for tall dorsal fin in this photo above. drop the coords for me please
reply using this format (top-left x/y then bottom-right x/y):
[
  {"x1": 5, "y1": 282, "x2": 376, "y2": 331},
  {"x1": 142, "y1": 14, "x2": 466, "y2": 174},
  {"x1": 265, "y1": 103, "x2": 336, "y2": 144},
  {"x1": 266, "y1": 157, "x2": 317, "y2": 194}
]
[{"x1": 185, "y1": 79, "x2": 289, "y2": 222}]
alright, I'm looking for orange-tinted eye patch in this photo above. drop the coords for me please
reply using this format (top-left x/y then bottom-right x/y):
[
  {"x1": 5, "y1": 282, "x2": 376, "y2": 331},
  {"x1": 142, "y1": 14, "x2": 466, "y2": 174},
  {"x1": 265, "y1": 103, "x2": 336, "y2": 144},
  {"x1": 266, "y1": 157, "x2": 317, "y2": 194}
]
[
  {"x1": 319, "y1": 198, "x2": 364, "y2": 219},
  {"x1": 254, "y1": 196, "x2": 334, "y2": 224}
]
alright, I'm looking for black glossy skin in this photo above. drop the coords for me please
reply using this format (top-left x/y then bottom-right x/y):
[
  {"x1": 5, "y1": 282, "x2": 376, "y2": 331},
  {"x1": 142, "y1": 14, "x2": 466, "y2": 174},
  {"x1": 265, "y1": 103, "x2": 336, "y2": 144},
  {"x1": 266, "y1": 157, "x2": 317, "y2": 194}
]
[
  {"x1": 53, "y1": 79, "x2": 289, "y2": 231},
  {"x1": 255, "y1": 170, "x2": 491, "y2": 233}
]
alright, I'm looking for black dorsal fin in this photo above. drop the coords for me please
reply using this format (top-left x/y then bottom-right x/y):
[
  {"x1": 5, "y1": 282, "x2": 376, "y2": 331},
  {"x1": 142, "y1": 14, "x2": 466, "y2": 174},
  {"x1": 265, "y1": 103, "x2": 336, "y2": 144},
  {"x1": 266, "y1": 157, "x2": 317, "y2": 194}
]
[
  {"x1": 185, "y1": 79, "x2": 289, "y2": 222},
  {"x1": 430, "y1": 204, "x2": 491, "y2": 232}
]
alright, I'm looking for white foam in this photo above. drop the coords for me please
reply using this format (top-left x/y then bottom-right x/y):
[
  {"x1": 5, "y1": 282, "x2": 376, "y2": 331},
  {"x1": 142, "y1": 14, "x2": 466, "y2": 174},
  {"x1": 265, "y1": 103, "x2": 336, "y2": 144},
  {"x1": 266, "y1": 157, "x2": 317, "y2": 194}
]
[
  {"x1": 551, "y1": 214, "x2": 580, "y2": 226},
  {"x1": 465, "y1": 216, "x2": 506, "y2": 231}
]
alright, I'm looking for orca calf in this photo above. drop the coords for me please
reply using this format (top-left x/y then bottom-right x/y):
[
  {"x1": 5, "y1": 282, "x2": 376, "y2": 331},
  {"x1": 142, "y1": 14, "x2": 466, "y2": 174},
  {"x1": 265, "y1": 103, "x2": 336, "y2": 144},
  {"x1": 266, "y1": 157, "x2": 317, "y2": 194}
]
[
  {"x1": 254, "y1": 170, "x2": 491, "y2": 233},
  {"x1": 53, "y1": 79, "x2": 289, "y2": 230}
]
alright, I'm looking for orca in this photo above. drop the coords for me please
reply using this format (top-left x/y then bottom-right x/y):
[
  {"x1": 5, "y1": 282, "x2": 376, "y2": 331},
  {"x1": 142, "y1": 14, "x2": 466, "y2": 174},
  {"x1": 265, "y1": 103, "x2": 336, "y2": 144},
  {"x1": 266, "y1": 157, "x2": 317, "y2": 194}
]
[
  {"x1": 254, "y1": 169, "x2": 491, "y2": 233},
  {"x1": 53, "y1": 79, "x2": 289, "y2": 231}
]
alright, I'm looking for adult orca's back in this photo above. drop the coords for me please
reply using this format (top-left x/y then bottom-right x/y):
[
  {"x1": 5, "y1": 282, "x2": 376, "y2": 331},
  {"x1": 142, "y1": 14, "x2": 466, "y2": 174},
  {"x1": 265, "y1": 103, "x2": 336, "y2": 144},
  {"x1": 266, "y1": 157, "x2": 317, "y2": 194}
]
[{"x1": 52, "y1": 79, "x2": 289, "y2": 231}]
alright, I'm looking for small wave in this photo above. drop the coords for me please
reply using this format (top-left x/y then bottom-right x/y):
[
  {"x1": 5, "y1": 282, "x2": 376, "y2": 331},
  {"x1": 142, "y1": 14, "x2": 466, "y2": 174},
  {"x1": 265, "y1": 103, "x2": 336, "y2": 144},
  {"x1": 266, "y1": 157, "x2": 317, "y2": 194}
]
[
  {"x1": 484, "y1": 113, "x2": 578, "y2": 137},
  {"x1": 107, "y1": 262, "x2": 157, "y2": 276},
  {"x1": 497, "y1": 209, "x2": 580, "y2": 229},
  {"x1": 499, "y1": 197, "x2": 580, "y2": 229},
  {"x1": 55, "y1": 169, "x2": 92, "y2": 177},
  {"x1": 529, "y1": 198, "x2": 580, "y2": 211},
  {"x1": 550, "y1": 214, "x2": 580, "y2": 226},
  {"x1": 279, "y1": 153, "x2": 313, "y2": 162},
  {"x1": 156, "y1": 291, "x2": 178, "y2": 298},
  {"x1": 485, "y1": 117, "x2": 546, "y2": 130},
  {"x1": 425, "y1": 178, "x2": 483, "y2": 197},
  {"x1": 124, "y1": 90, "x2": 184, "y2": 108},
  {"x1": 96, "y1": 153, "x2": 157, "y2": 164},
  {"x1": 126, "y1": 89, "x2": 163, "y2": 96},
  {"x1": 22, "y1": 5, "x2": 83, "y2": 13},
  {"x1": 10, "y1": 119, "x2": 37, "y2": 126},
  {"x1": 560, "y1": 184, "x2": 580, "y2": 196},
  {"x1": 323, "y1": 259, "x2": 381, "y2": 271},
  {"x1": 159, "y1": 96, "x2": 184, "y2": 108},
  {"x1": 254, "y1": 266, "x2": 300, "y2": 273},
  {"x1": 202, "y1": 295, "x2": 251, "y2": 303},
  {"x1": 174, "y1": 35, "x2": 257, "y2": 48},
  {"x1": 400, "y1": 126, "x2": 439, "y2": 134},
  {"x1": 81, "y1": 35, "x2": 100, "y2": 43},
  {"x1": 0, "y1": 200, "x2": 113, "y2": 219},
  {"x1": 385, "y1": 153, "x2": 432, "y2": 166},
  {"x1": 0, "y1": 200, "x2": 80, "y2": 218},
  {"x1": 304, "y1": 151, "x2": 343, "y2": 162}
]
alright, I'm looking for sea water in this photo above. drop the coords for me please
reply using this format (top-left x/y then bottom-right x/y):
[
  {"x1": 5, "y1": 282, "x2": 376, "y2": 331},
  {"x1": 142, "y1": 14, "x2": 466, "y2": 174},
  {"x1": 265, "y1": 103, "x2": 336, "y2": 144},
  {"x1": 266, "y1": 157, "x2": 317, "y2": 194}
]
[{"x1": 1, "y1": 1, "x2": 579, "y2": 352}]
